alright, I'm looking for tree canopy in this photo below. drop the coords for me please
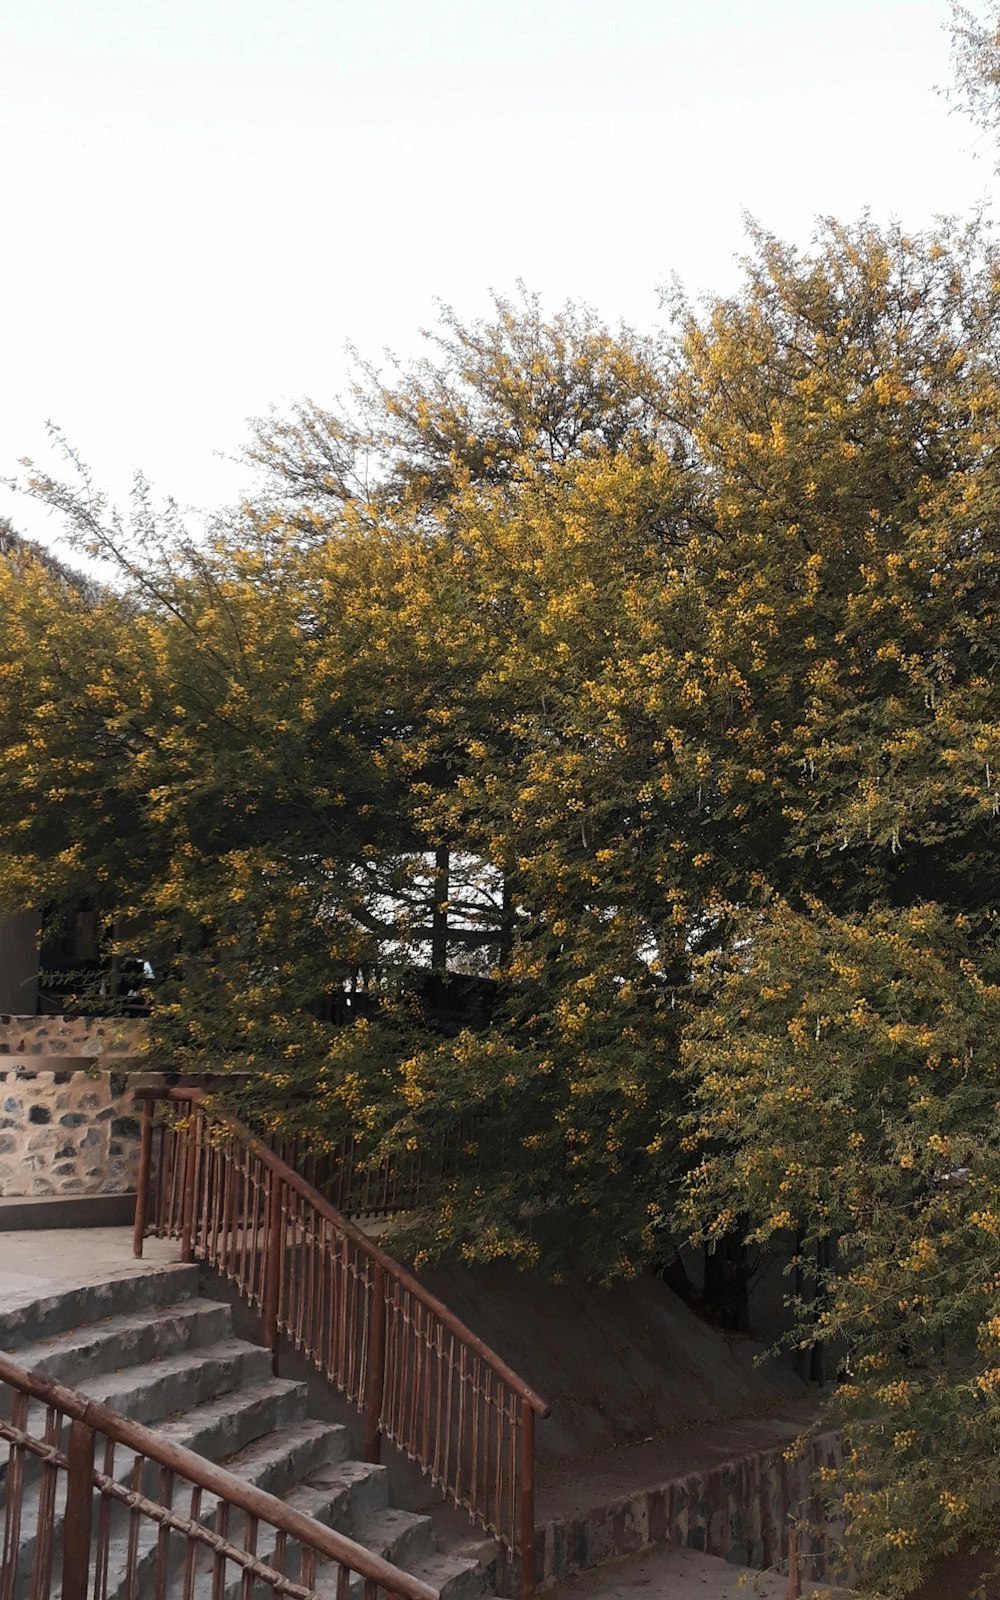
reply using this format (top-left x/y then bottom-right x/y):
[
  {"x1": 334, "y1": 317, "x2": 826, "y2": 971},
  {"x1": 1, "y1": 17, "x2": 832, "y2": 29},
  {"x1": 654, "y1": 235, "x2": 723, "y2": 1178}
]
[{"x1": 3, "y1": 216, "x2": 1000, "y2": 1592}]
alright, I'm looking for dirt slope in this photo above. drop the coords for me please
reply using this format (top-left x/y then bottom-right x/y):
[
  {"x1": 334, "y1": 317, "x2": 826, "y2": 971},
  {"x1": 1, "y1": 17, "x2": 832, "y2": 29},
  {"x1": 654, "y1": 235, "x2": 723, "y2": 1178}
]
[{"x1": 422, "y1": 1262, "x2": 814, "y2": 1462}]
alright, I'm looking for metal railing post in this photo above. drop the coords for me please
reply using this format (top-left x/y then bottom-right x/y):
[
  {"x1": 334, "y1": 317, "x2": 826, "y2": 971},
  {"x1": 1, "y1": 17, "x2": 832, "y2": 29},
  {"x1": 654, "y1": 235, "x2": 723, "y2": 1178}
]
[
  {"x1": 179, "y1": 1109, "x2": 199, "y2": 1264},
  {"x1": 519, "y1": 1400, "x2": 537, "y2": 1600},
  {"x1": 61, "y1": 1416, "x2": 96, "y2": 1600},
  {"x1": 363, "y1": 1263, "x2": 387, "y2": 1463},
  {"x1": 787, "y1": 1523, "x2": 801, "y2": 1598},
  {"x1": 263, "y1": 1171, "x2": 282, "y2": 1370},
  {"x1": 132, "y1": 1098, "x2": 154, "y2": 1258}
]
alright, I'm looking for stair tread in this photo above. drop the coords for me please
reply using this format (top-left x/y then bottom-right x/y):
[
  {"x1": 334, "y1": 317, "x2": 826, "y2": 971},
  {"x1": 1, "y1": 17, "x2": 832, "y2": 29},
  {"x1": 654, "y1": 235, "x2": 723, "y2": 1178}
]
[
  {"x1": 407, "y1": 1550, "x2": 486, "y2": 1586},
  {"x1": 302, "y1": 1457, "x2": 386, "y2": 1491},
  {"x1": 9, "y1": 1383, "x2": 314, "y2": 1515},
  {"x1": 352, "y1": 1503, "x2": 435, "y2": 1558},
  {"x1": 76, "y1": 1337, "x2": 271, "y2": 1402},
  {"x1": 151, "y1": 1374, "x2": 308, "y2": 1442},
  {"x1": 219, "y1": 1418, "x2": 349, "y2": 1482},
  {"x1": 311, "y1": 1551, "x2": 483, "y2": 1600},
  {"x1": 354, "y1": 1506, "x2": 432, "y2": 1533},
  {"x1": 0, "y1": 1264, "x2": 201, "y2": 1351},
  {"x1": 281, "y1": 1461, "x2": 389, "y2": 1526},
  {"x1": 6, "y1": 1297, "x2": 232, "y2": 1369}
]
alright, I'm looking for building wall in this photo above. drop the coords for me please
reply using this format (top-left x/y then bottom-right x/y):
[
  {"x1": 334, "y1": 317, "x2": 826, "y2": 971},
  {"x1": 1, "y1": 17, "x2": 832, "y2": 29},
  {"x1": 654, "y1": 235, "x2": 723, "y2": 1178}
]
[{"x1": 0, "y1": 913, "x2": 40, "y2": 1014}]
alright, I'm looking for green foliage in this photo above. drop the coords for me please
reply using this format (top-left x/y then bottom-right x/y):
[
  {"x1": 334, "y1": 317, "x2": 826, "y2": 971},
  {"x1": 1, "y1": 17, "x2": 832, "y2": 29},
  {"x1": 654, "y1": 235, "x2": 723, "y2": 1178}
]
[
  {"x1": 682, "y1": 901, "x2": 1000, "y2": 1594},
  {"x1": 3, "y1": 219, "x2": 1000, "y2": 1588}
]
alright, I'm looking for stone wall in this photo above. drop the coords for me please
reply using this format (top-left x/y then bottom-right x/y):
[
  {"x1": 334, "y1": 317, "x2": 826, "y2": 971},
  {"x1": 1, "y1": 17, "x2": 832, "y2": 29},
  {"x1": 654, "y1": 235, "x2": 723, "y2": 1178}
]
[
  {"x1": 0, "y1": 1013, "x2": 146, "y2": 1061},
  {"x1": 0, "y1": 1066, "x2": 156, "y2": 1198},
  {"x1": 534, "y1": 1425, "x2": 843, "y2": 1588}
]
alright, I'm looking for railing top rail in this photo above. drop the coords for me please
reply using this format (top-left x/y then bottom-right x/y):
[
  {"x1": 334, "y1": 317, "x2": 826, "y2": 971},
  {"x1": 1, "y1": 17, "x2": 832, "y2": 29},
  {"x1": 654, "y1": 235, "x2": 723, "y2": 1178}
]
[
  {"x1": 137, "y1": 1085, "x2": 550, "y2": 1417},
  {"x1": 0, "y1": 1351, "x2": 437, "y2": 1600}
]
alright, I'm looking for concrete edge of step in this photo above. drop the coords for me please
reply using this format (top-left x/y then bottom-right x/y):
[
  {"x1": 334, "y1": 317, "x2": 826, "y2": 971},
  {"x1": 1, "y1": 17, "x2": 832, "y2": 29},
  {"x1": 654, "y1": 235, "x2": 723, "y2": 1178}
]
[
  {"x1": 7, "y1": 1296, "x2": 235, "y2": 1378},
  {"x1": 0, "y1": 1192, "x2": 138, "y2": 1232},
  {"x1": 0, "y1": 1262, "x2": 201, "y2": 1351}
]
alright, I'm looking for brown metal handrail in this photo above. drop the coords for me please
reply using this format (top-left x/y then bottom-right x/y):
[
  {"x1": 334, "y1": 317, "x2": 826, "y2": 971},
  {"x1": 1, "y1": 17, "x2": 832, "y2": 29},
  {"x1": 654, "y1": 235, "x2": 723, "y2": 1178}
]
[
  {"x1": 133, "y1": 1088, "x2": 550, "y2": 1600},
  {"x1": 268, "y1": 1122, "x2": 488, "y2": 1220},
  {"x1": 0, "y1": 1350, "x2": 436, "y2": 1600}
]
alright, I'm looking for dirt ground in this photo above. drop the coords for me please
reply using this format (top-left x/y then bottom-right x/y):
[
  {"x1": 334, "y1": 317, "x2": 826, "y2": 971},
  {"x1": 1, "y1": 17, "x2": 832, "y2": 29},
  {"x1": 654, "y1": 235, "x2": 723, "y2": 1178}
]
[{"x1": 908, "y1": 1550, "x2": 1000, "y2": 1599}]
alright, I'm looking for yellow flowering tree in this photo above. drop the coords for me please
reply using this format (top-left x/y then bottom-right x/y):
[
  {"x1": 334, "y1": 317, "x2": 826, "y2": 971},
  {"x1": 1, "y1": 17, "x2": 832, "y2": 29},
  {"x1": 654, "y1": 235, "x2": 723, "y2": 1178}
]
[
  {"x1": 3, "y1": 218, "x2": 1000, "y2": 1586},
  {"x1": 671, "y1": 216, "x2": 1000, "y2": 1591}
]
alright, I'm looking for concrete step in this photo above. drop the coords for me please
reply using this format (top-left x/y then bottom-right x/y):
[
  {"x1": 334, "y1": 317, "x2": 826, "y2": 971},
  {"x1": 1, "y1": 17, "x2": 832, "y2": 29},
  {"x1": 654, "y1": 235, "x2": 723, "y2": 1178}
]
[
  {"x1": 218, "y1": 1417, "x2": 350, "y2": 1495},
  {"x1": 0, "y1": 1261, "x2": 200, "y2": 1351},
  {"x1": 70, "y1": 1338, "x2": 274, "y2": 1427},
  {"x1": 151, "y1": 1374, "x2": 312, "y2": 1464},
  {"x1": 352, "y1": 1506, "x2": 438, "y2": 1573},
  {"x1": 406, "y1": 1549, "x2": 490, "y2": 1600},
  {"x1": 228, "y1": 1504, "x2": 440, "y2": 1600},
  {"x1": 285, "y1": 1457, "x2": 392, "y2": 1532},
  {"x1": 92, "y1": 1383, "x2": 328, "y2": 1501},
  {"x1": 6, "y1": 1296, "x2": 234, "y2": 1386}
]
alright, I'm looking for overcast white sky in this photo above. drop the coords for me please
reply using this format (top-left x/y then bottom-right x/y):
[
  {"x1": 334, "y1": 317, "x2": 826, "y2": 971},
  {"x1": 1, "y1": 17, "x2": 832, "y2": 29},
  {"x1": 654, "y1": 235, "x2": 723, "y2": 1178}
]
[{"x1": 0, "y1": 0, "x2": 994, "y2": 552}]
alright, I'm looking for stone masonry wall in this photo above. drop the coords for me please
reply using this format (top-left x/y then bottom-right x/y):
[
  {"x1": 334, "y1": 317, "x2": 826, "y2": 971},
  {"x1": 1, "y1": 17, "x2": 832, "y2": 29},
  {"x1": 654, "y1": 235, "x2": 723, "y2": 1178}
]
[
  {"x1": 0, "y1": 1014, "x2": 155, "y2": 1197},
  {"x1": 534, "y1": 1426, "x2": 843, "y2": 1589},
  {"x1": 0, "y1": 1067, "x2": 157, "y2": 1198},
  {"x1": 0, "y1": 1013, "x2": 146, "y2": 1060}
]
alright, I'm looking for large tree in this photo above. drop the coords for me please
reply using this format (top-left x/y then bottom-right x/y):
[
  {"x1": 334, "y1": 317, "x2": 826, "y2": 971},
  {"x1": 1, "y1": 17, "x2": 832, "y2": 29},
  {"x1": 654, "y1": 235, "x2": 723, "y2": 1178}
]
[
  {"x1": 4, "y1": 219, "x2": 1000, "y2": 1592},
  {"x1": 672, "y1": 216, "x2": 1000, "y2": 1593}
]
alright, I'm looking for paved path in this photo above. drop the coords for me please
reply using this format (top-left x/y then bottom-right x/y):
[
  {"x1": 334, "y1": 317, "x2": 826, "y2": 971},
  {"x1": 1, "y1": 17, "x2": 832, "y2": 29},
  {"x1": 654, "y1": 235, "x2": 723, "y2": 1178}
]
[
  {"x1": 549, "y1": 1542, "x2": 846, "y2": 1597},
  {"x1": 0, "y1": 1224, "x2": 180, "y2": 1313}
]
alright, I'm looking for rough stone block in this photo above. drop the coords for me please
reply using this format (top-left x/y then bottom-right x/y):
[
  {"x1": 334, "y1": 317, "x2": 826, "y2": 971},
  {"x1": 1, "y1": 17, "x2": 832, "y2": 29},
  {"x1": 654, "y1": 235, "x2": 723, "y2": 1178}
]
[
  {"x1": 28, "y1": 1129, "x2": 60, "y2": 1151},
  {"x1": 0, "y1": 1060, "x2": 164, "y2": 1198}
]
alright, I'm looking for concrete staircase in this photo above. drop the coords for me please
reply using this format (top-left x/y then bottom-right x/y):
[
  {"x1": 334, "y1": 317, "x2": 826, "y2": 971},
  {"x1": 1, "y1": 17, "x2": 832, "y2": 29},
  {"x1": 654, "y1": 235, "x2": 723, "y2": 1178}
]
[{"x1": 0, "y1": 1262, "x2": 490, "y2": 1600}]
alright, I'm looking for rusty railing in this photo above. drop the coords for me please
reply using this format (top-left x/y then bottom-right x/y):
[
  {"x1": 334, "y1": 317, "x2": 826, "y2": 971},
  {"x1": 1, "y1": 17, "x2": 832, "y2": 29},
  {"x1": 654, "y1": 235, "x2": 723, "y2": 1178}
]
[
  {"x1": 133, "y1": 1089, "x2": 550, "y2": 1599},
  {"x1": 267, "y1": 1128, "x2": 471, "y2": 1220},
  {"x1": 0, "y1": 1351, "x2": 436, "y2": 1600}
]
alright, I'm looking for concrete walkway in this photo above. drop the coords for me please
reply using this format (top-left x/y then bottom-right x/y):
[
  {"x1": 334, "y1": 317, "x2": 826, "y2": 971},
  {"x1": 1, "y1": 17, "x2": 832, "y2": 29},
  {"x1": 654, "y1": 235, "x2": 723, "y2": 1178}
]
[
  {"x1": 0, "y1": 1223, "x2": 180, "y2": 1314},
  {"x1": 549, "y1": 1542, "x2": 845, "y2": 1597}
]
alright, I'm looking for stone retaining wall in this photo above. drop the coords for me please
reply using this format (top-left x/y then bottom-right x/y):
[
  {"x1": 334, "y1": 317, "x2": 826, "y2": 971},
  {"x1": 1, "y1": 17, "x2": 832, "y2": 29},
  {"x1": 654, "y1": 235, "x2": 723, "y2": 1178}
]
[
  {"x1": 0, "y1": 1066, "x2": 156, "y2": 1198},
  {"x1": 0, "y1": 1013, "x2": 146, "y2": 1060},
  {"x1": 534, "y1": 1427, "x2": 842, "y2": 1589}
]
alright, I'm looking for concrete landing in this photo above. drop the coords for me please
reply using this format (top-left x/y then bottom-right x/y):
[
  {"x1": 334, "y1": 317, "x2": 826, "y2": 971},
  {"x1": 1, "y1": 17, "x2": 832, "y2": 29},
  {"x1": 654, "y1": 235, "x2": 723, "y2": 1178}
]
[
  {"x1": 549, "y1": 1542, "x2": 846, "y2": 1597},
  {"x1": 529, "y1": 1411, "x2": 839, "y2": 1588},
  {"x1": 0, "y1": 1224, "x2": 181, "y2": 1314},
  {"x1": 539, "y1": 1410, "x2": 820, "y2": 1527}
]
